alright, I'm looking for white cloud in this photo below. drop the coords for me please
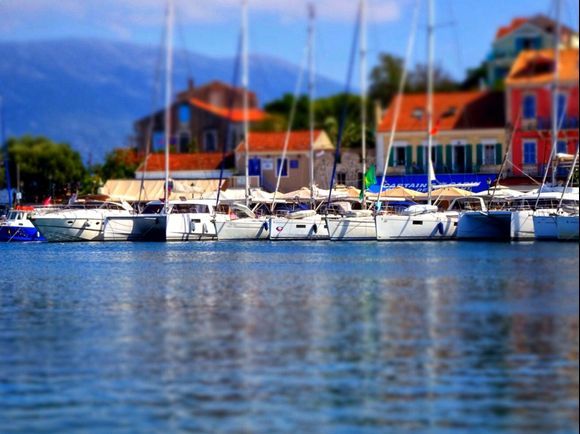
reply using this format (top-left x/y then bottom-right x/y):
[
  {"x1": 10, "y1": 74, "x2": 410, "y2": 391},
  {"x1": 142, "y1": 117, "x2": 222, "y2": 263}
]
[{"x1": 1, "y1": 0, "x2": 404, "y2": 34}]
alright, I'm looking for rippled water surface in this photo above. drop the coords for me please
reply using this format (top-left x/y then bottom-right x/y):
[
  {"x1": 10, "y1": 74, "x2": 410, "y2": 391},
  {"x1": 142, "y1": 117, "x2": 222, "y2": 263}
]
[{"x1": 1, "y1": 241, "x2": 578, "y2": 433}]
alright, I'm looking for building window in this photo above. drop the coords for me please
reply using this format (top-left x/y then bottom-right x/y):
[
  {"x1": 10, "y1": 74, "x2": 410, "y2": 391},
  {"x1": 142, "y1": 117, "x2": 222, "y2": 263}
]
[
  {"x1": 277, "y1": 158, "x2": 288, "y2": 177},
  {"x1": 483, "y1": 145, "x2": 496, "y2": 165},
  {"x1": 515, "y1": 36, "x2": 541, "y2": 52},
  {"x1": 290, "y1": 160, "x2": 299, "y2": 169},
  {"x1": 423, "y1": 146, "x2": 438, "y2": 168},
  {"x1": 557, "y1": 93, "x2": 567, "y2": 126},
  {"x1": 337, "y1": 173, "x2": 346, "y2": 184},
  {"x1": 557, "y1": 140, "x2": 567, "y2": 154},
  {"x1": 203, "y1": 130, "x2": 218, "y2": 151},
  {"x1": 523, "y1": 94, "x2": 536, "y2": 120},
  {"x1": 178, "y1": 104, "x2": 190, "y2": 124},
  {"x1": 153, "y1": 131, "x2": 164, "y2": 151},
  {"x1": 178, "y1": 133, "x2": 190, "y2": 153},
  {"x1": 523, "y1": 141, "x2": 537, "y2": 164},
  {"x1": 395, "y1": 147, "x2": 406, "y2": 166}
]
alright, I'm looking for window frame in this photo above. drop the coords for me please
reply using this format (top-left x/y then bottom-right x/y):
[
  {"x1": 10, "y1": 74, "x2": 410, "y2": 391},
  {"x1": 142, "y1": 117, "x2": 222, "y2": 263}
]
[
  {"x1": 522, "y1": 94, "x2": 537, "y2": 120},
  {"x1": 523, "y1": 140, "x2": 537, "y2": 165}
]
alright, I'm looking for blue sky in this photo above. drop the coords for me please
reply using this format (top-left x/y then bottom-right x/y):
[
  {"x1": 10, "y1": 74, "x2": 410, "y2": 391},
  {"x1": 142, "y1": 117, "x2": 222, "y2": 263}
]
[{"x1": 1, "y1": 0, "x2": 578, "y2": 83}]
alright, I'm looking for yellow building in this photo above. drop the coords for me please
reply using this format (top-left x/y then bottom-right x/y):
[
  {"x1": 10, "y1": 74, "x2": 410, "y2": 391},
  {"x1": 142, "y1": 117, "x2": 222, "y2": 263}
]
[{"x1": 375, "y1": 91, "x2": 507, "y2": 177}]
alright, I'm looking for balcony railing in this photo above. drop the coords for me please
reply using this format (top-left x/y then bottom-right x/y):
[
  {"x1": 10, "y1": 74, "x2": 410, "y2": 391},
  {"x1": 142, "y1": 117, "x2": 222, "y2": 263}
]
[{"x1": 536, "y1": 116, "x2": 580, "y2": 130}]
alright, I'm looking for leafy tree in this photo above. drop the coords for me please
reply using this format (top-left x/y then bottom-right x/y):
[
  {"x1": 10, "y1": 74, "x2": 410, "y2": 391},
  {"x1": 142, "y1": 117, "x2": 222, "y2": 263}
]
[
  {"x1": 369, "y1": 53, "x2": 460, "y2": 107},
  {"x1": 263, "y1": 93, "x2": 373, "y2": 149},
  {"x1": 96, "y1": 148, "x2": 141, "y2": 181},
  {"x1": 369, "y1": 53, "x2": 406, "y2": 107},
  {"x1": 407, "y1": 63, "x2": 460, "y2": 93},
  {"x1": 7, "y1": 136, "x2": 87, "y2": 202},
  {"x1": 461, "y1": 61, "x2": 488, "y2": 90}
]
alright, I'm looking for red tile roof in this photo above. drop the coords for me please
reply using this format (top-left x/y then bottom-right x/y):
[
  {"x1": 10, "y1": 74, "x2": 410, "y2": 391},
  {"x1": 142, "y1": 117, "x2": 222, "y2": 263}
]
[
  {"x1": 235, "y1": 130, "x2": 331, "y2": 153},
  {"x1": 506, "y1": 48, "x2": 579, "y2": 85},
  {"x1": 495, "y1": 15, "x2": 577, "y2": 40},
  {"x1": 137, "y1": 152, "x2": 233, "y2": 172},
  {"x1": 378, "y1": 91, "x2": 505, "y2": 133},
  {"x1": 189, "y1": 98, "x2": 267, "y2": 122},
  {"x1": 496, "y1": 17, "x2": 528, "y2": 39}
]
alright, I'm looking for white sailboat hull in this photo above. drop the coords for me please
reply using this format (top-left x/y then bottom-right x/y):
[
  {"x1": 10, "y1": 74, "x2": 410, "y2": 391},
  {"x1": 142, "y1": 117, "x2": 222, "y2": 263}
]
[
  {"x1": 32, "y1": 210, "x2": 132, "y2": 242},
  {"x1": 533, "y1": 214, "x2": 558, "y2": 240},
  {"x1": 165, "y1": 213, "x2": 217, "y2": 241},
  {"x1": 104, "y1": 212, "x2": 220, "y2": 241},
  {"x1": 215, "y1": 218, "x2": 270, "y2": 240},
  {"x1": 556, "y1": 215, "x2": 579, "y2": 240},
  {"x1": 510, "y1": 210, "x2": 536, "y2": 240},
  {"x1": 269, "y1": 215, "x2": 329, "y2": 240},
  {"x1": 457, "y1": 211, "x2": 512, "y2": 240},
  {"x1": 104, "y1": 215, "x2": 167, "y2": 241},
  {"x1": 326, "y1": 216, "x2": 376, "y2": 240},
  {"x1": 375, "y1": 212, "x2": 457, "y2": 240}
]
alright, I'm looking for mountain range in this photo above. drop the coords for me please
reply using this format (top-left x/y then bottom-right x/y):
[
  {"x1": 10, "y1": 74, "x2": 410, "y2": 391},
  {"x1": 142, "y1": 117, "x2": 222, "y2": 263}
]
[{"x1": 0, "y1": 38, "x2": 344, "y2": 162}]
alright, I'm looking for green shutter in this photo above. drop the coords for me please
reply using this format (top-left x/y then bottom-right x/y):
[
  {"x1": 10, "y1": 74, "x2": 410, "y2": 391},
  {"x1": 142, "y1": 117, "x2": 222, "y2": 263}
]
[
  {"x1": 495, "y1": 143, "x2": 503, "y2": 165},
  {"x1": 465, "y1": 144, "x2": 473, "y2": 173},
  {"x1": 445, "y1": 145, "x2": 453, "y2": 173},
  {"x1": 436, "y1": 145, "x2": 444, "y2": 172},
  {"x1": 405, "y1": 145, "x2": 413, "y2": 173},
  {"x1": 388, "y1": 147, "x2": 394, "y2": 167},
  {"x1": 476, "y1": 144, "x2": 483, "y2": 171},
  {"x1": 416, "y1": 146, "x2": 424, "y2": 173}
]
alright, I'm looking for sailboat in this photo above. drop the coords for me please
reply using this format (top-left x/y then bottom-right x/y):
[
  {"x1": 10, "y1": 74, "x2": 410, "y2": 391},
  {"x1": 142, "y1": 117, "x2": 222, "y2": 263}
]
[
  {"x1": 375, "y1": 0, "x2": 457, "y2": 241},
  {"x1": 534, "y1": 150, "x2": 580, "y2": 240},
  {"x1": 104, "y1": 0, "x2": 227, "y2": 242},
  {"x1": 532, "y1": 0, "x2": 580, "y2": 240},
  {"x1": 325, "y1": 0, "x2": 376, "y2": 241},
  {"x1": 269, "y1": 4, "x2": 330, "y2": 241},
  {"x1": 215, "y1": 0, "x2": 270, "y2": 241}
]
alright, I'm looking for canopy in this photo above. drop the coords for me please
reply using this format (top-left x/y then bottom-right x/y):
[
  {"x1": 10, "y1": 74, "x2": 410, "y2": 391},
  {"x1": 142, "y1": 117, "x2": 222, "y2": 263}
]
[
  {"x1": 368, "y1": 186, "x2": 426, "y2": 200},
  {"x1": 99, "y1": 179, "x2": 222, "y2": 202},
  {"x1": 430, "y1": 186, "x2": 473, "y2": 199}
]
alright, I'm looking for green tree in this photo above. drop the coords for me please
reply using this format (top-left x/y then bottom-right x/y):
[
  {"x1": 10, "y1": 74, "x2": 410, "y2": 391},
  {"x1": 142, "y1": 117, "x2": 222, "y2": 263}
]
[
  {"x1": 407, "y1": 63, "x2": 460, "y2": 93},
  {"x1": 369, "y1": 53, "x2": 406, "y2": 107},
  {"x1": 96, "y1": 148, "x2": 141, "y2": 181},
  {"x1": 263, "y1": 93, "x2": 373, "y2": 149},
  {"x1": 7, "y1": 136, "x2": 87, "y2": 202}
]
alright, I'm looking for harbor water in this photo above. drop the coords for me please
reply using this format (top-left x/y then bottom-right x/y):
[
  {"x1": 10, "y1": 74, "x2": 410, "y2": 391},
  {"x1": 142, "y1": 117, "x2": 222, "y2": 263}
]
[{"x1": 1, "y1": 241, "x2": 578, "y2": 433}]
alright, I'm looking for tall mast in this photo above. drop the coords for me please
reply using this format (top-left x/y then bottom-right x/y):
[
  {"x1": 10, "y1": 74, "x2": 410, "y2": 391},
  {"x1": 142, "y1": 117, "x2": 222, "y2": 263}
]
[
  {"x1": 308, "y1": 4, "x2": 316, "y2": 208},
  {"x1": 426, "y1": 0, "x2": 435, "y2": 205},
  {"x1": 550, "y1": 0, "x2": 562, "y2": 186},
  {"x1": 360, "y1": 0, "x2": 368, "y2": 208},
  {"x1": 242, "y1": 0, "x2": 250, "y2": 206},
  {"x1": 0, "y1": 96, "x2": 11, "y2": 210},
  {"x1": 163, "y1": 0, "x2": 174, "y2": 211}
]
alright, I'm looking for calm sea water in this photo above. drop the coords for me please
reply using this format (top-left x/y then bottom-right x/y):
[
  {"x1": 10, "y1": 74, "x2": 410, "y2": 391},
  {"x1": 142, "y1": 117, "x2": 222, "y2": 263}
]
[{"x1": 0, "y1": 241, "x2": 578, "y2": 434}]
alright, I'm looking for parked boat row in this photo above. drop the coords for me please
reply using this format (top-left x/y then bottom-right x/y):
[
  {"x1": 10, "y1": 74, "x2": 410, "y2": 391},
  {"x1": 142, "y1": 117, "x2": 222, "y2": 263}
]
[{"x1": 2, "y1": 187, "x2": 577, "y2": 243}]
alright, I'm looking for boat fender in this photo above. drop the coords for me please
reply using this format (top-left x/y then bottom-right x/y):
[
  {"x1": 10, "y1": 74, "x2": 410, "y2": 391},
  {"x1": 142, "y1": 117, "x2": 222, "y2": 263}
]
[
  {"x1": 191, "y1": 222, "x2": 196, "y2": 233},
  {"x1": 436, "y1": 222, "x2": 444, "y2": 235},
  {"x1": 263, "y1": 221, "x2": 269, "y2": 231},
  {"x1": 313, "y1": 224, "x2": 318, "y2": 234}
]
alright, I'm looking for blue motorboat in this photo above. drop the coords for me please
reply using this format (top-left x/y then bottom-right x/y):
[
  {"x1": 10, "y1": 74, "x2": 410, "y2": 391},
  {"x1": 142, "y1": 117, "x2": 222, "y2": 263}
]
[{"x1": 0, "y1": 208, "x2": 46, "y2": 242}]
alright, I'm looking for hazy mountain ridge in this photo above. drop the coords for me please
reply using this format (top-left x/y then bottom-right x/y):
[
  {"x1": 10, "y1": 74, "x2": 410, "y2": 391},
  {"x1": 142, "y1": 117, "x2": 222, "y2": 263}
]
[{"x1": 0, "y1": 38, "x2": 343, "y2": 162}]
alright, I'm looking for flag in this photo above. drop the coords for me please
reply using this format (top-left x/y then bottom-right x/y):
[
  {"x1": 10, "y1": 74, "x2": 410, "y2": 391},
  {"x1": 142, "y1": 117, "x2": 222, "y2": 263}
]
[
  {"x1": 430, "y1": 118, "x2": 441, "y2": 136},
  {"x1": 360, "y1": 164, "x2": 376, "y2": 200},
  {"x1": 42, "y1": 196, "x2": 52, "y2": 206}
]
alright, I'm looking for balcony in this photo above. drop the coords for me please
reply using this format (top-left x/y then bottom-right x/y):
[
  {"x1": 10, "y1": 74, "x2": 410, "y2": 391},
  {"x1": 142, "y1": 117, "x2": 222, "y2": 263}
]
[{"x1": 536, "y1": 116, "x2": 580, "y2": 130}]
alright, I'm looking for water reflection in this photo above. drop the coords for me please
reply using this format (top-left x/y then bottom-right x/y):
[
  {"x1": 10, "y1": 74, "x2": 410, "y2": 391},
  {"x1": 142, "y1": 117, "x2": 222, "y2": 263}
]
[{"x1": 0, "y1": 242, "x2": 578, "y2": 433}]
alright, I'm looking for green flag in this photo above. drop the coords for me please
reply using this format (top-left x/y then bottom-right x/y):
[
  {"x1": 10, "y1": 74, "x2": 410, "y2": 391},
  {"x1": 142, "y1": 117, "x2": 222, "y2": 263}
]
[{"x1": 360, "y1": 164, "x2": 376, "y2": 200}]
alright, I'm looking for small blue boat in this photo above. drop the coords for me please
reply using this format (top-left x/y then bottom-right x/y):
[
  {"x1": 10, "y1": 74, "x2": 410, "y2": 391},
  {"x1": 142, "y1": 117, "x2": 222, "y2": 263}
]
[{"x1": 0, "y1": 208, "x2": 46, "y2": 242}]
